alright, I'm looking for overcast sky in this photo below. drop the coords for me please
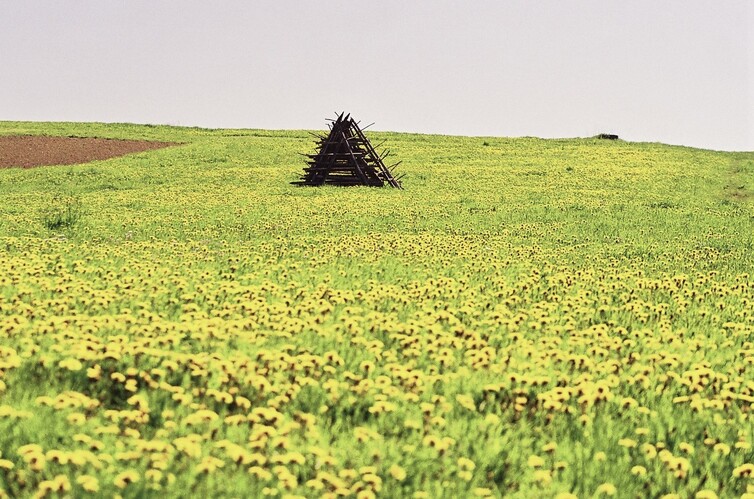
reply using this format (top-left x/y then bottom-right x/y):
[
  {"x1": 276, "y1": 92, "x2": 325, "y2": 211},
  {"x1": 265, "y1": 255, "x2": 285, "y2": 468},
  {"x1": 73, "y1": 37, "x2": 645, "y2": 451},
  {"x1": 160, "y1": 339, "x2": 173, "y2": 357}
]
[{"x1": 1, "y1": 1, "x2": 752, "y2": 151}]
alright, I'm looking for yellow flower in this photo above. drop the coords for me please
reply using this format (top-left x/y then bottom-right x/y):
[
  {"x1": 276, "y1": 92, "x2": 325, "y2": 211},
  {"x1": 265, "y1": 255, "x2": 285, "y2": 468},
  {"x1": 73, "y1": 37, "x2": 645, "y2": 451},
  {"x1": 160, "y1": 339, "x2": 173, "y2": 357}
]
[
  {"x1": 484, "y1": 414, "x2": 501, "y2": 426},
  {"x1": 554, "y1": 461, "x2": 568, "y2": 471},
  {"x1": 595, "y1": 483, "x2": 617, "y2": 496},
  {"x1": 733, "y1": 463, "x2": 754, "y2": 477},
  {"x1": 533, "y1": 469, "x2": 551, "y2": 484},
  {"x1": 631, "y1": 465, "x2": 647, "y2": 476},
  {"x1": 114, "y1": 470, "x2": 140, "y2": 488},
  {"x1": 713, "y1": 443, "x2": 730, "y2": 456},
  {"x1": 58, "y1": 358, "x2": 83, "y2": 371},
  {"x1": 45, "y1": 450, "x2": 69, "y2": 465},
  {"x1": 618, "y1": 438, "x2": 637, "y2": 448},
  {"x1": 44, "y1": 475, "x2": 71, "y2": 493},
  {"x1": 36, "y1": 479, "x2": 56, "y2": 497},
  {"x1": 145, "y1": 469, "x2": 163, "y2": 482},
  {"x1": 542, "y1": 441, "x2": 557, "y2": 453},
  {"x1": 455, "y1": 394, "x2": 477, "y2": 411},
  {"x1": 594, "y1": 452, "x2": 607, "y2": 462},
  {"x1": 87, "y1": 365, "x2": 101, "y2": 380},
  {"x1": 457, "y1": 457, "x2": 476, "y2": 471},
  {"x1": 248, "y1": 466, "x2": 273, "y2": 481},
  {"x1": 362, "y1": 473, "x2": 382, "y2": 492},
  {"x1": 24, "y1": 452, "x2": 46, "y2": 472},
  {"x1": 641, "y1": 443, "x2": 657, "y2": 459},
  {"x1": 0, "y1": 459, "x2": 14, "y2": 470},
  {"x1": 528, "y1": 455, "x2": 545, "y2": 468},
  {"x1": 695, "y1": 491, "x2": 718, "y2": 499},
  {"x1": 306, "y1": 479, "x2": 325, "y2": 490},
  {"x1": 389, "y1": 464, "x2": 406, "y2": 481},
  {"x1": 76, "y1": 475, "x2": 99, "y2": 493},
  {"x1": 455, "y1": 470, "x2": 470, "y2": 481},
  {"x1": 18, "y1": 444, "x2": 43, "y2": 456},
  {"x1": 678, "y1": 442, "x2": 694, "y2": 454},
  {"x1": 67, "y1": 412, "x2": 86, "y2": 425},
  {"x1": 285, "y1": 452, "x2": 306, "y2": 465},
  {"x1": 196, "y1": 456, "x2": 225, "y2": 474}
]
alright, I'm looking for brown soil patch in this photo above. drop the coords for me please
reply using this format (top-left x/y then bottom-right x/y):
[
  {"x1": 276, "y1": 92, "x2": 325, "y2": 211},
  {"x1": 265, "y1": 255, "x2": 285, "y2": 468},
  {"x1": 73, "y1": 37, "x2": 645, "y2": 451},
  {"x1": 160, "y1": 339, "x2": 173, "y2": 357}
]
[{"x1": 0, "y1": 135, "x2": 178, "y2": 169}]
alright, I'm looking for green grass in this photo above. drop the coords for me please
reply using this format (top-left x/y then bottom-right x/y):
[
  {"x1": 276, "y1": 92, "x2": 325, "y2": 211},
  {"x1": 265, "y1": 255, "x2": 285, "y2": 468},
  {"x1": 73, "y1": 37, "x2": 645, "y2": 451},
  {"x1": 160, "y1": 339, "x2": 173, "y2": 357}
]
[{"x1": 0, "y1": 121, "x2": 753, "y2": 498}]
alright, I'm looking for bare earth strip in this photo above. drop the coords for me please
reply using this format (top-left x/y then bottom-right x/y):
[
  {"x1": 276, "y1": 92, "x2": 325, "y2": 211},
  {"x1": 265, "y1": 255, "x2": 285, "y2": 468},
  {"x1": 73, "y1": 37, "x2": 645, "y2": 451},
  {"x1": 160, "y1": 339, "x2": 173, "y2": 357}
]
[{"x1": 0, "y1": 136, "x2": 177, "y2": 169}]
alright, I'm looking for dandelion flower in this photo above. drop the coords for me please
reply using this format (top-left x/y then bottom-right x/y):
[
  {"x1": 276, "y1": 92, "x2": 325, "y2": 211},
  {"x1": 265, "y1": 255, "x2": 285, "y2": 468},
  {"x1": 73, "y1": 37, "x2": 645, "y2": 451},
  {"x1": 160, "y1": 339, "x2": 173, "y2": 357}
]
[
  {"x1": 114, "y1": 470, "x2": 140, "y2": 488},
  {"x1": 678, "y1": 442, "x2": 694, "y2": 454},
  {"x1": 618, "y1": 438, "x2": 637, "y2": 448},
  {"x1": 533, "y1": 469, "x2": 552, "y2": 484},
  {"x1": 542, "y1": 442, "x2": 557, "y2": 454},
  {"x1": 457, "y1": 457, "x2": 475, "y2": 471},
  {"x1": 145, "y1": 469, "x2": 163, "y2": 482},
  {"x1": 76, "y1": 475, "x2": 99, "y2": 493},
  {"x1": 389, "y1": 464, "x2": 406, "y2": 481},
  {"x1": 248, "y1": 466, "x2": 273, "y2": 481},
  {"x1": 50, "y1": 475, "x2": 71, "y2": 493},
  {"x1": 455, "y1": 394, "x2": 477, "y2": 411},
  {"x1": 631, "y1": 465, "x2": 647, "y2": 476},
  {"x1": 67, "y1": 412, "x2": 86, "y2": 425},
  {"x1": 528, "y1": 455, "x2": 545, "y2": 468},
  {"x1": 733, "y1": 463, "x2": 754, "y2": 478},
  {"x1": 195, "y1": 456, "x2": 225, "y2": 474},
  {"x1": 58, "y1": 358, "x2": 83, "y2": 371},
  {"x1": 306, "y1": 479, "x2": 325, "y2": 490},
  {"x1": 458, "y1": 470, "x2": 473, "y2": 481},
  {"x1": 713, "y1": 443, "x2": 730, "y2": 456},
  {"x1": 595, "y1": 483, "x2": 617, "y2": 496},
  {"x1": 26, "y1": 453, "x2": 46, "y2": 472},
  {"x1": 641, "y1": 443, "x2": 657, "y2": 459}
]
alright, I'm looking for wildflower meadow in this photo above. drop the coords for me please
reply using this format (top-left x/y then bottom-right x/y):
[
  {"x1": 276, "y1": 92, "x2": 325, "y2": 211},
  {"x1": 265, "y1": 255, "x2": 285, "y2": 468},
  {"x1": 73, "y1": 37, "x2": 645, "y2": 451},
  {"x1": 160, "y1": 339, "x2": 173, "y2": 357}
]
[{"x1": 1, "y1": 121, "x2": 754, "y2": 498}]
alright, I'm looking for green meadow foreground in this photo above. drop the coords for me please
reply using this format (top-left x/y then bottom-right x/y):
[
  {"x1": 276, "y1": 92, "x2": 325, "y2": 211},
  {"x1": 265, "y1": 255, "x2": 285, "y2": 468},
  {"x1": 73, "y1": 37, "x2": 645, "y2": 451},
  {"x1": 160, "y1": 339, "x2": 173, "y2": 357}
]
[{"x1": 1, "y1": 121, "x2": 754, "y2": 498}]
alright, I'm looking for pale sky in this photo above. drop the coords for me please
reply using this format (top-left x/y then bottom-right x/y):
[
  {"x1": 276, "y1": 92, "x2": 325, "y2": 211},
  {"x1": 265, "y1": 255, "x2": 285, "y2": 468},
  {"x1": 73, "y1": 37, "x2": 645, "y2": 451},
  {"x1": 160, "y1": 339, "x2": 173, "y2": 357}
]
[{"x1": 1, "y1": 1, "x2": 752, "y2": 151}]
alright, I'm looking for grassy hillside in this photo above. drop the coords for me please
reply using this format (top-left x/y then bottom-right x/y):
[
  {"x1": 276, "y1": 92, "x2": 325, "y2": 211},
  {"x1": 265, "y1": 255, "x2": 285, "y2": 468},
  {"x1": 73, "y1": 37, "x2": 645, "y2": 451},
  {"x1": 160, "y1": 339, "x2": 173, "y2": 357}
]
[{"x1": 1, "y1": 121, "x2": 753, "y2": 498}]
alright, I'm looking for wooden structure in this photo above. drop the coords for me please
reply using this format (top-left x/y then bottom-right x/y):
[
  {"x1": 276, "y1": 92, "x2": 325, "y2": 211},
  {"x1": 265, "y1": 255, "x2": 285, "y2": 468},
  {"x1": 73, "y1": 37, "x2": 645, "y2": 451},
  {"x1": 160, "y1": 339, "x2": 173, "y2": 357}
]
[{"x1": 293, "y1": 113, "x2": 403, "y2": 188}]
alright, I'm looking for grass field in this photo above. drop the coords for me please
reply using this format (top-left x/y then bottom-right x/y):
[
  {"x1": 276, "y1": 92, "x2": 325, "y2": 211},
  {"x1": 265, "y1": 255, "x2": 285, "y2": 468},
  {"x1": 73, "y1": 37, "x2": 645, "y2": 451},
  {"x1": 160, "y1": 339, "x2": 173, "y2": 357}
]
[{"x1": 1, "y1": 121, "x2": 754, "y2": 498}]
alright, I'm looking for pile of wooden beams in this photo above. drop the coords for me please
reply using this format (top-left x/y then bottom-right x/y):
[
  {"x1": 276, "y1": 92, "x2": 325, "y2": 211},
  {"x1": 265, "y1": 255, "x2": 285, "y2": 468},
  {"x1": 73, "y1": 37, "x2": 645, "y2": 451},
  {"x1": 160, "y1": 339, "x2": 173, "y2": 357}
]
[{"x1": 293, "y1": 113, "x2": 403, "y2": 188}]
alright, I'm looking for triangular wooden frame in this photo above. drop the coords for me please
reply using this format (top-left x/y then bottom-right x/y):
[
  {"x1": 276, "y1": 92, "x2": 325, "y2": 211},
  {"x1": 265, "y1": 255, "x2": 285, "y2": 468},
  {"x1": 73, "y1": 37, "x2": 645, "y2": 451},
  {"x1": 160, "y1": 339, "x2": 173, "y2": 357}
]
[{"x1": 293, "y1": 113, "x2": 403, "y2": 188}]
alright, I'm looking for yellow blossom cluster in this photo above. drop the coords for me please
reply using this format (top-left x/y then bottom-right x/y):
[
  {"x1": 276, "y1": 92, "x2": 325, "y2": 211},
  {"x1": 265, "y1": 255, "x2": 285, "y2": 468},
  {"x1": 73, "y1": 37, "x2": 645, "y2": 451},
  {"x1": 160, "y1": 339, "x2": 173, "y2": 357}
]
[{"x1": 1, "y1": 122, "x2": 753, "y2": 497}]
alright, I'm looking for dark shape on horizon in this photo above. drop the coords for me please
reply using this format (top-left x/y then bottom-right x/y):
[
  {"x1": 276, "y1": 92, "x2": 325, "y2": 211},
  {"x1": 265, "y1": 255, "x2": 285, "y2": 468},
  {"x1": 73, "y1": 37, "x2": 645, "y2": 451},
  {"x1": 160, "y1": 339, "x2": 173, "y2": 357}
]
[
  {"x1": 596, "y1": 133, "x2": 620, "y2": 140},
  {"x1": 293, "y1": 113, "x2": 403, "y2": 189}
]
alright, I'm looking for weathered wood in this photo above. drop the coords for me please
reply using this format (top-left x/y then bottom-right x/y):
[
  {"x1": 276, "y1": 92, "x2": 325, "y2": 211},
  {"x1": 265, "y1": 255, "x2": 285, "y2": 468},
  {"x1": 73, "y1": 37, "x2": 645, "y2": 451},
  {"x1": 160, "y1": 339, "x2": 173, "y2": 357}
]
[{"x1": 293, "y1": 114, "x2": 402, "y2": 189}]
